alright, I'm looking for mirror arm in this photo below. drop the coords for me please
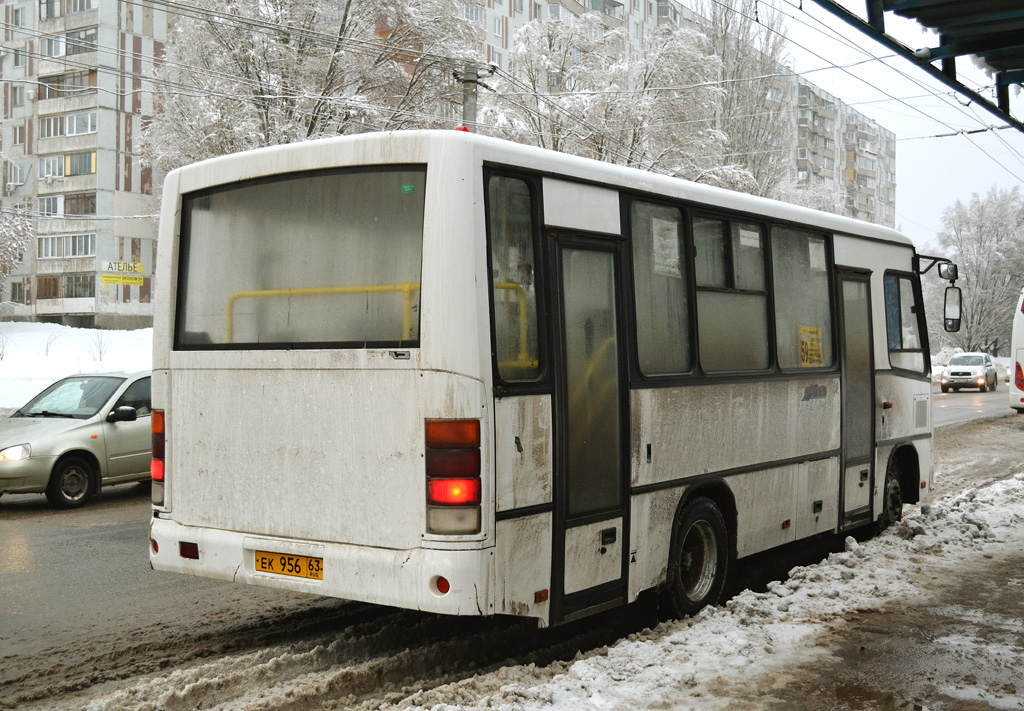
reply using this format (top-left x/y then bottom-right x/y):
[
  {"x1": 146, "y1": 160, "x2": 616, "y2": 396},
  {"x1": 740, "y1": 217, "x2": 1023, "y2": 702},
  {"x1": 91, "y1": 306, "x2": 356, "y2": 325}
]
[{"x1": 914, "y1": 253, "x2": 952, "y2": 278}]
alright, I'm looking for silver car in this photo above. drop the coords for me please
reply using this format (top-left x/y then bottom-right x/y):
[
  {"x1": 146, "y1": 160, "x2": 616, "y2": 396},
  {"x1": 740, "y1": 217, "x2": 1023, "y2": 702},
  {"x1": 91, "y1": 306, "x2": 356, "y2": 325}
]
[
  {"x1": 0, "y1": 371, "x2": 152, "y2": 508},
  {"x1": 939, "y1": 353, "x2": 999, "y2": 393}
]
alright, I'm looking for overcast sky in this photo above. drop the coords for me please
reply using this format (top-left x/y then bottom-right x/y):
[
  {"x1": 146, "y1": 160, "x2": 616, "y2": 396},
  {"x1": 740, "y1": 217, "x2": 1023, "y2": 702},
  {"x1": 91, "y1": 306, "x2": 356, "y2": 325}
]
[{"x1": 771, "y1": 0, "x2": 1024, "y2": 252}]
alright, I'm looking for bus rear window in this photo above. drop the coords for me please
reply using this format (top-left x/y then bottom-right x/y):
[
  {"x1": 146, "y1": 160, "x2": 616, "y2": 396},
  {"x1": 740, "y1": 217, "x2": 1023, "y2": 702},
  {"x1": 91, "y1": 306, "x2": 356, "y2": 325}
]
[{"x1": 175, "y1": 166, "x2": 426, "y2": 349}]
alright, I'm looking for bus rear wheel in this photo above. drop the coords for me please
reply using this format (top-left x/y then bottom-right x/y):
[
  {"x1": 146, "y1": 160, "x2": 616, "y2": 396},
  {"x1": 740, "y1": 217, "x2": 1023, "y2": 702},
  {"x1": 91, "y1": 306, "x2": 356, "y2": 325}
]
[{"x1": 663, "y1": 497, "x2": 728, "y2": 619}]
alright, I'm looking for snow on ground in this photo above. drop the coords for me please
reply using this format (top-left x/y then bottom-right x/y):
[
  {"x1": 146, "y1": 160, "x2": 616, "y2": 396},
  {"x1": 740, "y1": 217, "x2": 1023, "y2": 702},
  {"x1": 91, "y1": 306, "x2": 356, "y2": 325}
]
[
  {"x1": 380, "y1": 477, "x2": 1024, "y2": 711},
  {"x1": 0, "y1": 321, "x2": 152, "y2": 410}
]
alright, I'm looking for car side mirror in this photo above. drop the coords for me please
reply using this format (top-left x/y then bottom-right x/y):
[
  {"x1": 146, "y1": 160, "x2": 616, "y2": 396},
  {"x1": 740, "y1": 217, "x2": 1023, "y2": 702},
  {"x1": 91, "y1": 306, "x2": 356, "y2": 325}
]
[
  {"x1": 107, "y1": 406, "x2": 138, "y2": 423},
  {"x1": 938, "y1": 263, "x2": 958, "y2": 282},
  {"x1": 943, "y1": 286, "x2": 962, "y2": 332}
]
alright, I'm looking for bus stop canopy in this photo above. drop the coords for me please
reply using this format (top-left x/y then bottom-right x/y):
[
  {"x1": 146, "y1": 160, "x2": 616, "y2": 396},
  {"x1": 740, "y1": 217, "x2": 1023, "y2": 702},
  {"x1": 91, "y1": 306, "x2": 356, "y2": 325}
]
[{"x1": 809, "y1": 1, "x2": 1024, "y2": 133}]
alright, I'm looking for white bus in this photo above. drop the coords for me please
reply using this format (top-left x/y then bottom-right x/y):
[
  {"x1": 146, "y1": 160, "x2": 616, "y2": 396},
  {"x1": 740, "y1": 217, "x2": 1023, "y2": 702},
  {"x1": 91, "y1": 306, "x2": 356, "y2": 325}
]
[
  {"x1": 1011, "y1": 288, "x2": 1024, "y2": 413},
  {"x1": 149, "y1": 130, "x2": 960, "y2": 626}
]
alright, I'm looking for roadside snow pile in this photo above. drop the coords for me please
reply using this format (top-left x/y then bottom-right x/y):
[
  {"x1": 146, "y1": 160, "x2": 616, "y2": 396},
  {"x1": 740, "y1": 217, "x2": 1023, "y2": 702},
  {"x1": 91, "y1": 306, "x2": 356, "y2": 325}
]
[
  {"x1": 393, "y1": 474, "x2": 1024, "y2": 711},
  {"x1": 0, "y1": 321, "x2": 151, "y2": 408}
]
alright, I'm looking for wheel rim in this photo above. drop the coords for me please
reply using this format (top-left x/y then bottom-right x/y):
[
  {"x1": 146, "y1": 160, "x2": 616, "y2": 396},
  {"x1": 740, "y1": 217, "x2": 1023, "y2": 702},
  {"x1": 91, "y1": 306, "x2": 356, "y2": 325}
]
[
  {"x1": 679, "y1": 520, "x2": 718, "y2": 602},
  {"x1": 60, "y1": 465, "x2": 90, "y2": 502}
]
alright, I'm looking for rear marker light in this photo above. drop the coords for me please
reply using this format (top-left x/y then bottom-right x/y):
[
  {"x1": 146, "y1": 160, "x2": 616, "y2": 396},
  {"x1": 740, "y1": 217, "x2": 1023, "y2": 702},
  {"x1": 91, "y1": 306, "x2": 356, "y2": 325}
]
[
  {"x1": 1016, "y1": 363, "x2": 1023, "y2": 390},
  {"x1": 180, "y1": 541, "x2": 199, "y2": 560},
  {"x1": 435, "y1": 576, "x2": 451, "y2": 594},
  {"x1": 151, "y1": 409, "x2": 166, "y2": 506},
  {"x1": 150, "y1": 538, "x2": 159, "y2": 554}
]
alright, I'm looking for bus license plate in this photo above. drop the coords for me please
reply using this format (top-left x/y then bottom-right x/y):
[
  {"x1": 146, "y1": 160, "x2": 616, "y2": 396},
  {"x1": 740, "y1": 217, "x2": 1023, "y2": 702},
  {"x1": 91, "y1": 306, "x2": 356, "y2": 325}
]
[{"x1": 254, "y1": 550, "x2": 323, "y2": 580}]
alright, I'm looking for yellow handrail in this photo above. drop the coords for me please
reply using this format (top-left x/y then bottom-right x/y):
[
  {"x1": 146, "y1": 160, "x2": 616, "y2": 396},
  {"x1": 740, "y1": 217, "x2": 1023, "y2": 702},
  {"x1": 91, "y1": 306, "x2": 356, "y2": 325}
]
[
  {"x1": 493, "y1": 281, "x2": 531, "y2": 365},
  {"x1": 226, "y1": 283, "x2": 420, "y2": 343}
]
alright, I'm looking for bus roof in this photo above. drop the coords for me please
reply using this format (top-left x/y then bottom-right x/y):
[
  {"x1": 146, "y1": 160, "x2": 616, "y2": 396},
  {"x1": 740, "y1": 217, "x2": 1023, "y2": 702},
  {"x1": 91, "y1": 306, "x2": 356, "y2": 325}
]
[{"x1": 168, "y1": 130, "x2": 914, "y2": 249}]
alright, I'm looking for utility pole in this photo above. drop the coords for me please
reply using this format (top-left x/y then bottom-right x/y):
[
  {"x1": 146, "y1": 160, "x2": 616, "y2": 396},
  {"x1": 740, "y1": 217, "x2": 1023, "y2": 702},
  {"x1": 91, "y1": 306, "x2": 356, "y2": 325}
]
[{"x1": 454, "y1": 63, "x2": 495, "y2": 133}]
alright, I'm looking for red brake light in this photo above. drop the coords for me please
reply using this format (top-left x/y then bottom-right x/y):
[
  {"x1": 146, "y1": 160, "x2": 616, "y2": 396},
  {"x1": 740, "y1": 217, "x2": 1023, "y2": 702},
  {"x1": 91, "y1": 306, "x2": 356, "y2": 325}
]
[
  {"x1": 425, "y1": 419, "x2": 480, "y2": 449},
  {"x1": 1016, "y1": 362, "x2": 1023, "y2": 390},
  {"x1": 151, "y1": 409, "x2": 166, "y2": 487},
  {"x1": 151, "y1": 459, "x2": 165, "y2": 482},
  {"x1": 428, "y1": 478, "x2": 481, "y2": 505}
]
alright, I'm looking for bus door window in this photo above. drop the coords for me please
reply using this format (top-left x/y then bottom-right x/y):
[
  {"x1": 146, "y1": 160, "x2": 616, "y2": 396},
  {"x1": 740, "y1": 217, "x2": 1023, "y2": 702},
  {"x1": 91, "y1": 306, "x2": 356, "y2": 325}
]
[{"x1": 883, "y1": 274, "x2": 926, "y2": 372}]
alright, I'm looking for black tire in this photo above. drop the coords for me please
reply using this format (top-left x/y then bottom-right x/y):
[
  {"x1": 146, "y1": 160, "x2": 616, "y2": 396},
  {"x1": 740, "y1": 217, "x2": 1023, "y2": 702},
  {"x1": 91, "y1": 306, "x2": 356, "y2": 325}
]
[
  {"x1": 45, "y1": 456, "x2": 95, "y2": 509},
  {"x1": 990, "y1": 377, "x2": 998, "y2": 392},
  {"x1": 663, "y1": 497, "x2": 729, "y2": 619},
  {"x1": 877, "y1": 458, "x2": 904, "y2": 533},
  {"x1": 940, "y1": 385, "x2": 949, "y2": 393}
]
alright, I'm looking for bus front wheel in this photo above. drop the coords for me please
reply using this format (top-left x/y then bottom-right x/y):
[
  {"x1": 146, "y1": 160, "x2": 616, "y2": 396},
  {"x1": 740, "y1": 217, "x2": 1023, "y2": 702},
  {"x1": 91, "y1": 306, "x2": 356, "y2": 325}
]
[
  {"x1": 663, "y1": 497, "x2": 728, "y2": 619},
  {"x1": 877, "y1": 459, "x2": 904, "y2": 533}
]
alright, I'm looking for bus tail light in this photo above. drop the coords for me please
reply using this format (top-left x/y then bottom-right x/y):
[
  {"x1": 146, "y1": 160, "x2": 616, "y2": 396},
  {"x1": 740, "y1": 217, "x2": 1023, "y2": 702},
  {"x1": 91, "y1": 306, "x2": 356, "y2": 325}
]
[
  {"x1": 152, "y1": 409, "x2": 165, "y2": 506},
  {"x1": 425, "y1": 419, "x2": 481, "y2": 535},
  {"x1": 1016, "y1": 362, "x2": 1023, "y2": 390}
]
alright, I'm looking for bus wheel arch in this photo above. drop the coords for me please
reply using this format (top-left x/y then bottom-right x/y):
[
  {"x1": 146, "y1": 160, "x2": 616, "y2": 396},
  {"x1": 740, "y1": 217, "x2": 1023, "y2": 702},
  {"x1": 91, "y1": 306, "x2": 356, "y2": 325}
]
[{"x1": 661, "y1": 484, "x2": 735, "y2": 619}]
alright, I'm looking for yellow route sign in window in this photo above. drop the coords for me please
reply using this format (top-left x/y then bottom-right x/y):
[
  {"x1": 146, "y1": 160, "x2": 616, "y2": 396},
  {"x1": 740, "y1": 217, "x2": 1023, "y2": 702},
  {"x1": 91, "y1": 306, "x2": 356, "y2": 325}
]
[
  {"x1": 800, "y1": 326, "x2": 823, "y2": 367},
  {"x1": 102, "y1": 274, "x2": 144, "y2": 286}
]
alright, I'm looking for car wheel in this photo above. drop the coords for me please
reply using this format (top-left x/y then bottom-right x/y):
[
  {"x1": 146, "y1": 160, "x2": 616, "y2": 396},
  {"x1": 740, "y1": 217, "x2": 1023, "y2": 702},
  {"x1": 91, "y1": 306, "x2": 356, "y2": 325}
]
[
  {"x1": 877, "y1": 458, "x2": 904, "y2": 534},
  {"x1": 45, "y1": 456, "x2": 95, "y2": 509},
  {"x1": 940, "y1": 385, "x2": 949, "y2": 393},
  {"x1": 991, "y1": 377, "x2": 998, "y2": 391},
  {"x1": 662, "y1": 497, "x2": 729, "y2": 619}
]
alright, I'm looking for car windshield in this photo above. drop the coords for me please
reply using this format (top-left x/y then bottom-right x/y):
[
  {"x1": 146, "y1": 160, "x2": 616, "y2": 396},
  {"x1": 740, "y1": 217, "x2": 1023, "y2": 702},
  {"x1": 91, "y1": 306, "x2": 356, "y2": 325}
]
[
  {"x1": 17, "y1": 376, "x2": 126, "y2": 419},
  {"x1": 949, "y1": 356, "x2": 984, "y2": 366}
]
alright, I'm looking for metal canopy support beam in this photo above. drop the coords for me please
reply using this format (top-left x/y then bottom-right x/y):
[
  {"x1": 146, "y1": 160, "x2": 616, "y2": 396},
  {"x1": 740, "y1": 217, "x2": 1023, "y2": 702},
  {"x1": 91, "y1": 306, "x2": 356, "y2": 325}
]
[{"x1": 807, "y1": 0, "x2": 1024, "y2": 134}]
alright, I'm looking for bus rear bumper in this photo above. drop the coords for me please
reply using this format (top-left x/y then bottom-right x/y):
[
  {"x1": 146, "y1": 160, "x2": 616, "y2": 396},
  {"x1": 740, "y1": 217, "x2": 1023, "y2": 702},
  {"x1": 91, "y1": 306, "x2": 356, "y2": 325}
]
[{"x1": 149, "y1": 517, "x2": 493, "y2": 616}]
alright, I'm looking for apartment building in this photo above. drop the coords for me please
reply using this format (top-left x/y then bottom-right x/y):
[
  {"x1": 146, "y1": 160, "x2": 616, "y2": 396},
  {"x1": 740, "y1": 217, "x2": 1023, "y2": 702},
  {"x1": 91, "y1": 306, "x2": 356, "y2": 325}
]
[
  {"x1": 0, "y1": 0, "x2": 165, "y2": 328},
  {"x1": 467, "y1": 0, "x2": 896, "y2": 227}
]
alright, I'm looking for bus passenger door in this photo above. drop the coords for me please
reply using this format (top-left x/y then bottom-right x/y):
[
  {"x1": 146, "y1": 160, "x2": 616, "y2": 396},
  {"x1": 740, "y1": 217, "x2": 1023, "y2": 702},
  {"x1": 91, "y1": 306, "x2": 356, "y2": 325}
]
[
  {"x1": 838, "y1": 271, "x2": 874, "y2": 528},
  {"x1": 550, "y1": 234, "x2": 629, "y2": 624}
]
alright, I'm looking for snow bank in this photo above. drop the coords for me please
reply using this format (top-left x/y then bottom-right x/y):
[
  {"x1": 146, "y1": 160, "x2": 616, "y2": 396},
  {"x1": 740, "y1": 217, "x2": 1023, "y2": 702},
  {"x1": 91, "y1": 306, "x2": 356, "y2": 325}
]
[
  {"x1": 0, "y1": 321, "x2": 152, "y2": 409},
  {"x1": 394, "y1": 474, "x2": 1024, "y2": 711}
]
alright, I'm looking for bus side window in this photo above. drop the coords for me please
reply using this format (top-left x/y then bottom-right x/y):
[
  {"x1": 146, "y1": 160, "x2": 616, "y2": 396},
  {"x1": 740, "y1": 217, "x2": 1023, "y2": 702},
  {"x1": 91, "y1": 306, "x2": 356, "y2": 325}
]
[
  {"x1": 693, "y1": 216, "x2": 770, "y2": 373},
  {"x1": 630, "y1": 200, "x2": 691, "y2": 375},
  {"x1": 883, "y1": 273, "x2": 926, "y2": 372},
  {"x1": 771, "y1": 227, "x2": 834, "y2": 370},
  {"x1": 487, "y1": 176, "x2": 541, "y2": 381}
]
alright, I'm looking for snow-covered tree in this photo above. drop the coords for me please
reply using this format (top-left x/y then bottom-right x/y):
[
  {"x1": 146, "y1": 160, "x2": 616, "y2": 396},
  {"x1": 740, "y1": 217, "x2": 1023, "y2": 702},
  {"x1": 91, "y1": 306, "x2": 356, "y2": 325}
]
[
  {"x1": 479, "y1": 17, "x2": 751, "y2": 189},
  {"x1": 143, "y1": 0, "x2": 477, "y2": 173},
  {"x1": 928, "y1": 185, "x2": 1024, "y2": 355},
  {"x1": 693, "y1": 0, "x2": 795, "y2": 198},
  {"x1": 0, "y1": 207, "x2": 33, "y2": 291}
]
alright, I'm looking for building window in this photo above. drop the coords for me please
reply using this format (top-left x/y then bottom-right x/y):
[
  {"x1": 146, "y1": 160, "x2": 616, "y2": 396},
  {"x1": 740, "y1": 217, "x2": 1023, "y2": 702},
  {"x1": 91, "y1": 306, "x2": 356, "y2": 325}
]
[
  {"x1": 39, "y1": 155, "x2": 65, "y2": 178},
  {"x1": 12, "y1": 125, "x2": 26, "y2": 146},
  {"x1": 13, "y1": 47, "x2": 26, "y2": 67},
  {"x1": 68, "y1": 0, "x2": 95, "y2": 12},
  {"x1": 37, "y1": 233, "x2": 96, "y2": 258},
  {"x1": 64, "y1": 192, "x2": 96, "y2": 215},
  {"x1": 463, "y1": 2, "x2": 484, "y2": 25},
  {"x1": 39, "y1": 0, "x2": 62, "y2": 20},
  {"x1": 493, "y1": 16, "x2": 503, "y2": 37},
  {"x1": 40, "y1": 34, "x2": 64, "y2": 57},
  {"x1": 66, "y1": 111, "x2": 98, "y2": 135},
  {"x1": 67, "y1": 151, "x2": 96, "y2": 176},
  {"x1": 40, "y1": 70, "x2": 97, "y2": 99},
  {"x1": 39, "y1": 116, "x2": 65, "y2": 138},
  {"x1": 66, "y1": 27, "x2": 97, "y2": 55},
  {"x1": 10, "y1": 280, "x2": 27, "y2": 304},
  {"x1": 37, "y1": 276, "x2": 60, "y2": 299},
  {"x1": 38, "y1": 195, "x2": 63, "y2": 216},
  {"x1": 12, "y1": 8, "x2": 25, "y2": 26},
  {"x1": 12, "y1": 86, "x2": 25, "y2": 107},
  {"x1": 64, "y1": 273, "x2": 95, "y2": 298},
  {"x1": 9, "y1": 164, "x2": 26, "y2": 185}
]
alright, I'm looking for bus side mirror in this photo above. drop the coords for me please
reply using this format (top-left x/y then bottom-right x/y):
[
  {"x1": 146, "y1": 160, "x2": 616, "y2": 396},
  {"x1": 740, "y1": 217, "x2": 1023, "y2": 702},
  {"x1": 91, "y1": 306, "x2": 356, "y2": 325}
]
[
  {"x1": 943, "y1": 286, "x2": 962, "y2": 332},
  {"x1": 938, "y1": 263, "x2": 958, "y2": 282}
]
